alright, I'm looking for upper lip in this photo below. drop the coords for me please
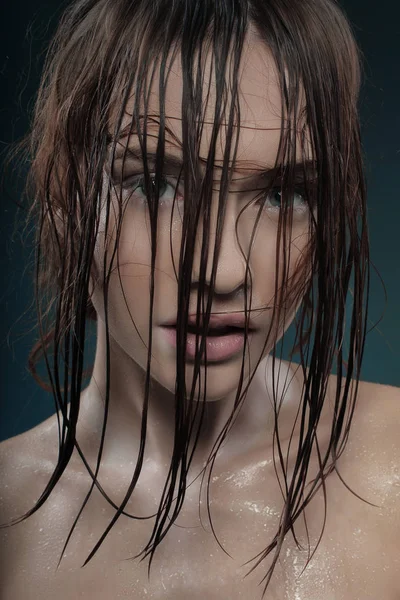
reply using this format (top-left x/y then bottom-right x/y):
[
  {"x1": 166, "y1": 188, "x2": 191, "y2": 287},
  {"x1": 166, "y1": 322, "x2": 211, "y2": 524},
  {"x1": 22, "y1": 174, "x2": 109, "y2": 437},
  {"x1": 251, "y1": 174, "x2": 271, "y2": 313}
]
[{"x1": 163, "y1": 312, "x2": 258, "y2": 331}]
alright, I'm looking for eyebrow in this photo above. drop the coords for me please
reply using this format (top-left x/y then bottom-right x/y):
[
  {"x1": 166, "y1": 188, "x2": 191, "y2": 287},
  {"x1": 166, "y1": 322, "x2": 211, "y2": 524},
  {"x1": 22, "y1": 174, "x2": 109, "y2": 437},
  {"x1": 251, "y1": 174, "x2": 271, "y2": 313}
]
[{"x1": 111, "y1": 145, "x2": 318, "y2": 187}]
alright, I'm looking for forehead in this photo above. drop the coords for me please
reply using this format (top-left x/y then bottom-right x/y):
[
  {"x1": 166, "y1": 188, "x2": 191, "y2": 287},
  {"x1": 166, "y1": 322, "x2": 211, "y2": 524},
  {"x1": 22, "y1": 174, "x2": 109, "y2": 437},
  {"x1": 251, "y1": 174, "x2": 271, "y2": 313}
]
[{"x1": 117, "y1": 32, "x2": 311, "y2": 167}]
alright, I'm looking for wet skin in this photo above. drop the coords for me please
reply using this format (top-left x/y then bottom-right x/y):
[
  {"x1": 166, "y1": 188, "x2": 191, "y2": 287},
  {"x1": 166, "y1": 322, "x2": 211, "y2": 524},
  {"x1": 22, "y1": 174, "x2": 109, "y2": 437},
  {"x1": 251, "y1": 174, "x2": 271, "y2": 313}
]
[{"x1": 1, "y1": 31, "x2": 400, "y2": 600}]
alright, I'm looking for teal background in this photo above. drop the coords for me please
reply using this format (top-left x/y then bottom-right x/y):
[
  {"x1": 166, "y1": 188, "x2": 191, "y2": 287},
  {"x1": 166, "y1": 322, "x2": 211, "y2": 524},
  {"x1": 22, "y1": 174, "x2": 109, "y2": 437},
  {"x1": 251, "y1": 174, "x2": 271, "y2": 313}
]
[{"x1": 1, "y1": 1, "x2": 399, "y2": 441}]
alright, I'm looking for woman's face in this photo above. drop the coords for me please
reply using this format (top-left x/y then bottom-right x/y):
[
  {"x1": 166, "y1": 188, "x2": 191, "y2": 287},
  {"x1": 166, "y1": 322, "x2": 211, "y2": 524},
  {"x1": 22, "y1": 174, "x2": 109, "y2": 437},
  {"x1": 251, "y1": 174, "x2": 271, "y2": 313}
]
[{"x1": 91, "y1": 38, "x2": 314, "y2": 401}]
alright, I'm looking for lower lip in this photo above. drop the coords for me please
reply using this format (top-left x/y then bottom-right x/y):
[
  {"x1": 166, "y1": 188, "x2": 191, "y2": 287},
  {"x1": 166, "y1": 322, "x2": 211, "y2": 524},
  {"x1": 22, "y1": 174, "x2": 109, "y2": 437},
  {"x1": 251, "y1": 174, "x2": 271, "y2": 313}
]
[{"x1": 161, "y1": 327, "x2": 251, "y2": 362}]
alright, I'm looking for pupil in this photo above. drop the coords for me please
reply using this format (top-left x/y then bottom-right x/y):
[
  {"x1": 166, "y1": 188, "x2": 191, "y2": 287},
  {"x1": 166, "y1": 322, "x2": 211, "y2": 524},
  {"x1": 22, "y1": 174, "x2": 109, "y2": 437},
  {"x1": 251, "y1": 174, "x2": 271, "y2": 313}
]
[
  {"x1": 271, "y1": 190, "x2": 282, "y2": 207},
  {"x1": 150, "y1": 177, "x2": 167, "y2": 196},
  {"x1": 140, "y1": 176, "x2": 168, "y2": 197}
]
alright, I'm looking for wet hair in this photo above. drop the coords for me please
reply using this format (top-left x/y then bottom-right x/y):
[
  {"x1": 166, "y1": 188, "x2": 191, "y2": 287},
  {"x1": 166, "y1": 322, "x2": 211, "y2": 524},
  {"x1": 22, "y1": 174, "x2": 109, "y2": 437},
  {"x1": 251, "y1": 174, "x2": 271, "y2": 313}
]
[{"x1": 3, "y1": 0, "x2": 371, "y2": 594}]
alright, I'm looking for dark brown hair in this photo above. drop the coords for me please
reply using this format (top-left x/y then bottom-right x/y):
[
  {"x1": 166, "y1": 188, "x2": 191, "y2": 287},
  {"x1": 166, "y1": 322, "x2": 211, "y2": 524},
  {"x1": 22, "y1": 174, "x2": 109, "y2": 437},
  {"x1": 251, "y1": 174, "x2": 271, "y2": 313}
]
[{"x1": 4, "y1": 0, "x2": 371, "y2": 595}]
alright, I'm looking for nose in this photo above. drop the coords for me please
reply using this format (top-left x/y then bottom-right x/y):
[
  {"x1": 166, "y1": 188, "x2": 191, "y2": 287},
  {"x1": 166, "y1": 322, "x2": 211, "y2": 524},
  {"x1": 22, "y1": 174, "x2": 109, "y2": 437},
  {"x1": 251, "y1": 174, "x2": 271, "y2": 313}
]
[{"x1": 191, "y1": 198, "x2": 250, "y2": 296}]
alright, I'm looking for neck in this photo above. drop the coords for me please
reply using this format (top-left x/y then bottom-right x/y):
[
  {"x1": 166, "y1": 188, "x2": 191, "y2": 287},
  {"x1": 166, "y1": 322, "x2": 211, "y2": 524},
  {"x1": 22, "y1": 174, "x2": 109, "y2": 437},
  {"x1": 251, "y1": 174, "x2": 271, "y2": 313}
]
[{"x1": 77, "y1": 319, "x2": 299, "y2": 484}]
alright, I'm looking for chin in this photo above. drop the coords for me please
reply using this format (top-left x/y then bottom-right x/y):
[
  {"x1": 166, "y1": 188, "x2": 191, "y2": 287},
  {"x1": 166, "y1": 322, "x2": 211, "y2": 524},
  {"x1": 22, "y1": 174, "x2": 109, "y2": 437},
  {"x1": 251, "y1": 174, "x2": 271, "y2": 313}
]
[{"x1": 152, "y1": 355, "x2": 255, "y2": 403}]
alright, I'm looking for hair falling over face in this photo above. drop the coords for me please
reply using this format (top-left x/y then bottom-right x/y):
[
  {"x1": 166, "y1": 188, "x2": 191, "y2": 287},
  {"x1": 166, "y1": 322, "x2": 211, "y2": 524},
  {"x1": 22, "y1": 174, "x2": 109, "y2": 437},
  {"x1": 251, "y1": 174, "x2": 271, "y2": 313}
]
[{"x1": 3, "y1": 0, "x2": 371, "y2": 595}]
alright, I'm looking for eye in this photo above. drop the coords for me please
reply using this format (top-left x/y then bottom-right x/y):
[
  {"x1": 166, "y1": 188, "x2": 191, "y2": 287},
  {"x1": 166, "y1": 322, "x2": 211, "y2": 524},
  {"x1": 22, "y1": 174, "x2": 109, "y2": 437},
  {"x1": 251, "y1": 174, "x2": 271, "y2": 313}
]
[
  {"x1": 124, "y1": 174, "x2": 183, "y2": 206},
  {"x1": 264, "y1": 188, "x2": 308, "y2": 213}
]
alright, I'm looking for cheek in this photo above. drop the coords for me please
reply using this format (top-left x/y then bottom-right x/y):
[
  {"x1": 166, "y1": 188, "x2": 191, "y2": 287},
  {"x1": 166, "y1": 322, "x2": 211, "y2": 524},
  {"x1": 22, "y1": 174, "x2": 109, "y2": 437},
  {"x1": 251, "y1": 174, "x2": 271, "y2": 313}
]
[
  {"x1": 285, "y1": 229, "x2": 311, "y2": 279},
  {"x1": 90, "y1": 206, "x2": 177, "y2": 340},
  {"x1": 280, "y1": 227, "x2": 313, "y2": 322},
  {"x1": 251, "y1": 218, "x2": 311, "y2": 306},
  {"x1": 90, "y1": 205, "x2": 152, "y2": 330}
]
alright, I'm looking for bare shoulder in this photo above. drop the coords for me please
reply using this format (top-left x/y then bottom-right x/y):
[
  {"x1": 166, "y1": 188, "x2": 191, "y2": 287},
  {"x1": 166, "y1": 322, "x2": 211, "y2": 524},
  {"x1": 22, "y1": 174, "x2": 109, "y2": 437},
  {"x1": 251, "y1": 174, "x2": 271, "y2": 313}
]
[
  {"x1": 0, "y1": 414, "x2": 61, "y2": 514},
  {"x1": 346, "y1": 376, "x2": 400, "y2": 500},
  {"x1": 322, "y1": 371, "x2": 400, "y2": 487},
  {"x1": 290, "y1": 362, "x2": 400, "y2": 519},
  {"x1": 333, "y1": 376, "x2": 400, "y2": 583},
  {"x1": 299, "y1": 373, "x2": 400, "y2": 596},
  {"x1": 344, "y1": 376, "x2": 400, "y2": 454},
  {"x1": 0, "y1": 415, "x2": 62, "y2": 580}
]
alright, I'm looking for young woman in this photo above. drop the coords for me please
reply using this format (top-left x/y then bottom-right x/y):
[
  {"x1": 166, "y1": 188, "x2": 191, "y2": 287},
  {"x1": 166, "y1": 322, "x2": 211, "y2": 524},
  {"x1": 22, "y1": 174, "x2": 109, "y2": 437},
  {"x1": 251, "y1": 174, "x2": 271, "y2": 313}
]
[{"x1": 1, "y1": 0, "x2": 399, "y2": 598}]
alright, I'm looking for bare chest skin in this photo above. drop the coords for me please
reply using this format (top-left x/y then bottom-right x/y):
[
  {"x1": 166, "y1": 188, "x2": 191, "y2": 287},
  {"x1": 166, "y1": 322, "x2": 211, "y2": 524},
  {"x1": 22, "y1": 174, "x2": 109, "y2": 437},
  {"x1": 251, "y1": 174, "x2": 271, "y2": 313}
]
[{"x1": 2, "y1": 411, "x2": 400, "y2": 600}]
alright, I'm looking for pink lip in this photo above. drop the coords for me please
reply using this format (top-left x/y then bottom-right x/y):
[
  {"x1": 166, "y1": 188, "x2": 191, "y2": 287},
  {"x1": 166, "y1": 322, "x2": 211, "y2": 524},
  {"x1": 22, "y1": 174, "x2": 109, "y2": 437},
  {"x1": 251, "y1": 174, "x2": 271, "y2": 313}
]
[{"x1": 161, "y1": 327, "x2": 252, "y2": 362}]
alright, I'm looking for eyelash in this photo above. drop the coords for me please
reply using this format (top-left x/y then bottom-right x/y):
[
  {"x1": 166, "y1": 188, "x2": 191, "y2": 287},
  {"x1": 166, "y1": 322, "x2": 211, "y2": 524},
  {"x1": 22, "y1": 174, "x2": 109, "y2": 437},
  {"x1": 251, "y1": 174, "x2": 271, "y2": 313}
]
[
  {"x1": 121, "y1": 173, "x2": 312, "y2": 213},
  {"x1": 122, "y1": 174, "x2": 184, "y2": 206}
]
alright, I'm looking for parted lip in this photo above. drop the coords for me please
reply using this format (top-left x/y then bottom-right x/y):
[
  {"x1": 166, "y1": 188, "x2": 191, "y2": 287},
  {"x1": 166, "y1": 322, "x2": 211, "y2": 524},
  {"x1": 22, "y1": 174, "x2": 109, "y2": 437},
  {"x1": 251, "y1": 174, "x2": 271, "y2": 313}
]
[{"x1": 162, "y1": 313, "x2": 258, "y2": 331}]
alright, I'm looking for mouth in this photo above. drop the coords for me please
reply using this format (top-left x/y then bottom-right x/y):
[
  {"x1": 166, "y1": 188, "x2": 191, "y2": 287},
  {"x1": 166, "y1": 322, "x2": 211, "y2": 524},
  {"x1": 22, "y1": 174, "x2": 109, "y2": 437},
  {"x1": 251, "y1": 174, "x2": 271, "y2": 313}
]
[
  {"x1": 161, "y1": 321, "x2": 255, "y2": 362},
  {"x1": 185, "y1": 324, "x2": 248, "y2": 336},
  {"x1": 163, "y1": 312, "x2": 258, "y2": 332}
]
